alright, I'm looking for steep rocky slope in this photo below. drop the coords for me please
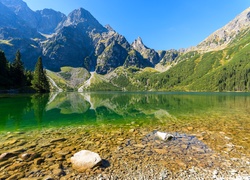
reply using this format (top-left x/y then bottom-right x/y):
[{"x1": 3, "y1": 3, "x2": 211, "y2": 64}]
[
  {"x1": 36, "y1": 9, "x2": 66, "y2": 34},
  {"x1": 132, "y1": 37, "x2": 160, "y2": 65},
  {"x1": 195, "y1": 7, "x2": 250, "y2": 52}
]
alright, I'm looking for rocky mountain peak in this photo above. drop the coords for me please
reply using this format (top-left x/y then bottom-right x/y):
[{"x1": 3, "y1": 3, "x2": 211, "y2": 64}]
[
  {"x1": 196, "y1": 7, "x2": 250, "y2": 52},
  {"x1": 0, "y1": 0, "x2": 27, "y2": 11},
  {"x1": 131, "y1": 37, "x2": 148, "y2": 52},
  {"x1": 63, "y1": 8, "x2": 96, "y2": 26},
  {"x1": 0, "y1": 0, "x2": 37, "y2": 28},
  {"x1": 58, "y1": 7, "x2": 106, "y2": 33},
  {"x1": 131, "y1": 37, "x2": 161, "y2": 66}
]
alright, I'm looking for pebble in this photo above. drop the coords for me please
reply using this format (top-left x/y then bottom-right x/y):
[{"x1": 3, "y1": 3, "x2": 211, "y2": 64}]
[
  {"x1": 50, "y1": 138, "x2": 67, "y2": 143},
  {"x1": 6, "y1": 172, "x2": 25, "y2": 180},
  {"x1": 52, "y1": 168, "x2": 65, "y2": 176},
  {"x1": 213, "y1": 170, "x2": 218, "y2": 175},
  {"x1": 34, "y1": 158, "x2": 44, "y2": 165},
  {"x1": 187, "y1": 127, "x2": 194, "y2": 131},
  {"x1": 230, "y1": 169, "x2": 238, "y2": 175},
  {"x1": 0, "y1": 152, "x2": 15, "y2": 161}
]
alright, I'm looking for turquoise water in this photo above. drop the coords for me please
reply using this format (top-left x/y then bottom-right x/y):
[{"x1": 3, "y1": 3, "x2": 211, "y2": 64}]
[{"x1": 0, "y1": 92, "x2": 250, "y2": 132}]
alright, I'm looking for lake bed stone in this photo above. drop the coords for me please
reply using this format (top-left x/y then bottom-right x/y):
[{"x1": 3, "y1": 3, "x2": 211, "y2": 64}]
[
  {"x1": 20, "y1": 153, "x2": 29, "y2": 160},
  {"x1": 0, "y1": 152, "x2": 15, "y2": 161},
  {"x1": 34, "y1": 158, "x2": 44, "y2": 165},
  {"x1": 71, "y1": 150, "x2": 102, "y2": 172},
  {"x1": 50, "y1": 138, "x2": 67, "y2": 143}
]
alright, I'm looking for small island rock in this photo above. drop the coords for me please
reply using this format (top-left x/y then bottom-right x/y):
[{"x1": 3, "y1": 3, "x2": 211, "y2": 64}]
[{"x1": 70, "y1": 150, "x2": 102, "y2": 172}]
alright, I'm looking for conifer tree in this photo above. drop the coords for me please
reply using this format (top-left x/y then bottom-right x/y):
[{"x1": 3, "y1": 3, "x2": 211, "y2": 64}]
[
  {"x1": 32, "y1": 56, "x2": 50, "y2": 93},
  {"x1": 0, "y1": 50, "x2": 10, "y2": 87},
  {"x1": 0, "y1": 50, "x2": 8, "y2": 76},
  {"x1": 11, "y1": 50, "x2": 26, "y2": 87}
]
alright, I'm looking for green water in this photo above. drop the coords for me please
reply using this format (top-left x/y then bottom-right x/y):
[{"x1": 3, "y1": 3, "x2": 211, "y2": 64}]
[{"x1": 0, "y1": 92, "x2": 250, "y2": 132}]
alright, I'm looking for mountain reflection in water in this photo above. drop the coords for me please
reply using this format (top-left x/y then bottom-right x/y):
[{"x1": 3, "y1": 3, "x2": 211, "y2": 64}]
[{"x1": 0, "y1": 92, "x2": 249, "y2": 132}]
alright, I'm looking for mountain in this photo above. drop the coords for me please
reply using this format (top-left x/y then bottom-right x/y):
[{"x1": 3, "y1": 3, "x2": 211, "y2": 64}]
[
  {"x1": 131, "y1": 37, "x2": 160, "y2": 65},
  {"x1": 0, "y1": 0, "x2": 37, "y2": 28},
  {"x1": 0, "y1": 1, "x2": 39, "y2": 39},
  {"x1": 36, "y1": 9, "x2": 66, "y2": 34},
  {"x1": 195, "y1": 7, "x2": 250, "y2": 52},
  {"x1": 79, "y1": 7, "x2": 250, "y2": 92},
  {"x1": 0, "y1": 0, "x2": 65, "y2": 34},
  {"x1": 0, "y1": 0, "x2": 249, "y2": 92},
  {"x1": 0, "y1": 1, "x2": 167, "y2": 72}
]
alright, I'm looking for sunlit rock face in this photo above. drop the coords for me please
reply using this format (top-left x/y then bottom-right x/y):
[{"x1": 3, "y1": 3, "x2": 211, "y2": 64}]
[
  {"x1": 131, "y1": 37, "x2": 160, "y2": 65},
  {"x1": 196, "y1": 7, "x2": 250, "y2": 52}
]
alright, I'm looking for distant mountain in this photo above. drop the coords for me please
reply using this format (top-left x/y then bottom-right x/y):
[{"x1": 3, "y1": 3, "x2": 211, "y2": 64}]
[
  {"x1": 132, "y1": 37, "x2": 160, "y2": 65},
  {"x1": 41, "y1": 8, "x2": 108, "y2": 71},
  {"x1": 0, "y1": 1, "x2": 38, "y2": 39},
  {"x1": 0, "y1": 0, "x2": 37, "y2": 28},
  {"x1": 0, "y1": 0, "x2": 249, "y2": 92},
  {"x1": 0, "y1": 1, "x2": 170, "y2": 72},
  {"x1": 36, "y1": 9, "x2": 66, "y2": 34}
]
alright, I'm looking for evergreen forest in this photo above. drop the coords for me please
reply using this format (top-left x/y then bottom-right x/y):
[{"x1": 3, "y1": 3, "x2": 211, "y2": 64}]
[{"x1": 0, "y1": 50, "x2": 50, "y2": 93}]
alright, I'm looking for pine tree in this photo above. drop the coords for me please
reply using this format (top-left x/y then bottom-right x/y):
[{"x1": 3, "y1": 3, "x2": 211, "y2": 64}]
[
  {"x1": 0, "y1": 50, "x2": 10, "y2": 87},
  {"x1": 32, "y1": 56, "x2": 50, "y2": 93},
  {"x1": 11, "y1": 50, "x2": 26, "y2": 87},
  {"x1": 0, "y1": 50, "x2": 8, "y2": 75}
]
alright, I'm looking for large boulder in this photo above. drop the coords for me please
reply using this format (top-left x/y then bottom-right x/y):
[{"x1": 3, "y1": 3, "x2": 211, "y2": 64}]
[{"x1": 70, "y1": 150, "x2": 102, "y2": 172}]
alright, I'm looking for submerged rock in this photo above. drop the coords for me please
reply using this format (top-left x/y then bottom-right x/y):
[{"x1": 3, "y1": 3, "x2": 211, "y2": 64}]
[
  {"x1": 50, "y1": 138, "x2": 67, "y2": 143},
  {"x1": 0, "y1": 152, "x2": 15, "y2": 161},
  {"x1": 71, "y1": 150, "x2": 102, "y2": 172},
  {"x1": 20, "y1": 153, "x2": 31, "y2": 160},
  {"x1": 20, "y1": 152, "x2": 39, "y2": 161}
]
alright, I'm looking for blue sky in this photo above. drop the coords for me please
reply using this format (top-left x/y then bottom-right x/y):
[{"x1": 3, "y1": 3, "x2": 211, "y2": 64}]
[{"x1": 23, "y1": 0, "x2": 250, "y2": 50}]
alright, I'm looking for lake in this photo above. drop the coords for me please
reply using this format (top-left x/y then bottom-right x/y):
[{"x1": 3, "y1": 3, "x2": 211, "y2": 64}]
[
  {"x1": 0, "y1": 92, "x2": 249, "y2": 179},
  {"x1": 1, "y1": 92, "x2": 250, "y2": 131}
]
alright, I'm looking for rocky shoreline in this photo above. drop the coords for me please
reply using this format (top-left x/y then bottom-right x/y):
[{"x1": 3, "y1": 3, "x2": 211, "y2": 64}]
[{"x1": 0, "y1": 124, "x2": 249, "y2": 180}]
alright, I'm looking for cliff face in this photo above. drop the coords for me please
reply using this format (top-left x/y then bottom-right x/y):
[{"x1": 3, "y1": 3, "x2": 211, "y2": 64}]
[{"x1": 131, "y1": 37, "x2": 160, "y2": 66}]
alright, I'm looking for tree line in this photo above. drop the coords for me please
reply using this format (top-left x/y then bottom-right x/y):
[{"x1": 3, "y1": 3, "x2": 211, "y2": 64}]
[{"x1": 0, "y1": 50, "x2": 50, "y2": 93}]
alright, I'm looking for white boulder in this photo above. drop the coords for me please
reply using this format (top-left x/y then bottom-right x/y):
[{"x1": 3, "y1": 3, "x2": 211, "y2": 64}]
[{"x1": 71, "y1": 150, "x2": 102, "y2": 172}]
